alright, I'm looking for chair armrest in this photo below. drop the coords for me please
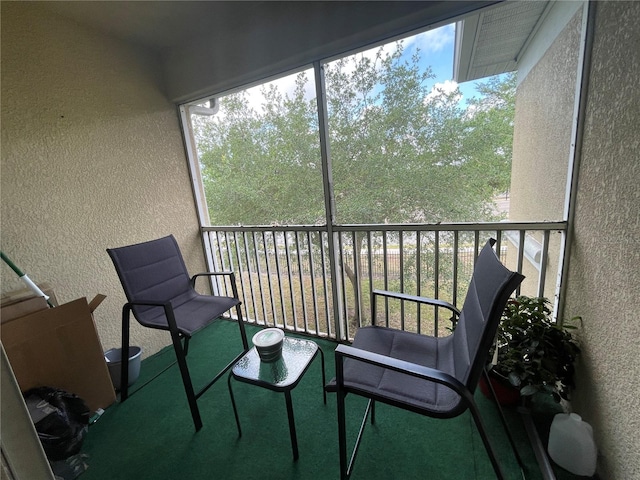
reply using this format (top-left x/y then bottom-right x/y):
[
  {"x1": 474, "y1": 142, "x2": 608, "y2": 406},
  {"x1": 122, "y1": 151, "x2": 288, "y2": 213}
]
[
  {"x1": 335, "y1": 344, "x2": 472, "y2": 403},
  {"x1": 190, "y1": 271, "x2": 239, "y2": 298},
  {"x1": 191, "y1": 271, "x2": 235, "y2": 285},
  {"x1": 123, "y1": 300, "x2": 181, "y2": 333},
  {"x1": 372, "y1": 289, "x2": 460, "y2": 315},
  {"x1": 191, "y1": 271, "x2": 235, "y2": 279}
]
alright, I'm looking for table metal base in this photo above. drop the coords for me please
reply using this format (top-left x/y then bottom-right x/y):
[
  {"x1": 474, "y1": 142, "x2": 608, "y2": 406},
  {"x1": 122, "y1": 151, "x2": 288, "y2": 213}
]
[{"x1": 228, "y1": 336, "x2": 326, "y2": 460}]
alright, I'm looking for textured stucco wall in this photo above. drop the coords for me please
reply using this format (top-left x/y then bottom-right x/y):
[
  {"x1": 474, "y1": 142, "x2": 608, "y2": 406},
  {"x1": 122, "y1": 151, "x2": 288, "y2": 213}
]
[
  {"x1": 510, "y1": 8, "x2": 581, "y2": 224},
  {"x1": 564, "y1": 2, "x2": 640, "y2": 478},
  {"x1": 508, "y1": 6, "x2": 582, "y2": 299},
  {"x1": 1, "y1": 3, "x2": 205, "y2": 357}
]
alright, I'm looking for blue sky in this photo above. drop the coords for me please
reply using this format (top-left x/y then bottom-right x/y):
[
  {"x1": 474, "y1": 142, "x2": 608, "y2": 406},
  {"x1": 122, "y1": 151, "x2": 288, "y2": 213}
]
[{"x1": 391, "y1": 23, "x2": 481, "y2": 107}]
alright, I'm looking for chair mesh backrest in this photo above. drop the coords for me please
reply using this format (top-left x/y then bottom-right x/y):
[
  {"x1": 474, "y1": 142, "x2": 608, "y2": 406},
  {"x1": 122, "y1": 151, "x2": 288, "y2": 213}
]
[
  {"x1": 452, "y1": 240, "x2": 524, "y2": 390},
  {"x1": 107, "y1": 235, "x2": 195, "y2": 321}
]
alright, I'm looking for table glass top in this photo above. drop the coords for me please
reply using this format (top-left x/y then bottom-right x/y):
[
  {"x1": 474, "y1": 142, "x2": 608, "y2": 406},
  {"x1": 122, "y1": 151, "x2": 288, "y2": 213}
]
[{"x1": 232, "y1": 337, "x2": 318, "y2": 388}]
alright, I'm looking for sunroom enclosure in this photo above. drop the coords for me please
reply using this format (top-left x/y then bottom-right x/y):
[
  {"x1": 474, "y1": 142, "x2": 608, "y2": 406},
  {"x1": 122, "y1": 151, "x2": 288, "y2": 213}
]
[
  {"x1": 3, "y1": 2, "x2": 638, "y2": 479},
  {"x1": 179, "y1": 2, "x2": 585, "y2": 343}
]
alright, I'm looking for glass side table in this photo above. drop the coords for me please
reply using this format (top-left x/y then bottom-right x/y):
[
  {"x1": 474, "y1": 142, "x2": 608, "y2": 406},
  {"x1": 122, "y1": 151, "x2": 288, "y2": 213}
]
[{"x1": 227, "y1": 336, "x2": 326, "y2": 460}]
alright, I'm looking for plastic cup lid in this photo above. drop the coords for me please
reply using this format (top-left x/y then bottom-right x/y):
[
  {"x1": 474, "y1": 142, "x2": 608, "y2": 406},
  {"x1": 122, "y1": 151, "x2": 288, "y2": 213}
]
[{"x1": 252, "y1": 328, "x2": 284, "y2": 347}]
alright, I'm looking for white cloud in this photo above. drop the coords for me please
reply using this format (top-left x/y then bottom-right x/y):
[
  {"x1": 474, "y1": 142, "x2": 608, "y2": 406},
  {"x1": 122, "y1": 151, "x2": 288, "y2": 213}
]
[
  {"x1": 425, "y1": 79, "x2": 461, "y2": 104},
  {"x1": 434, "y1": 79, "x2": 459, "y2": 95}
]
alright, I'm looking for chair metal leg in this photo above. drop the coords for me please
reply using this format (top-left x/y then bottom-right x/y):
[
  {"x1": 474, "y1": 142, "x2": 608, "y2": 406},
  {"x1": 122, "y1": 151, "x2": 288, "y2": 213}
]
[
  {"x1": 235, "y1": 303, "x2": 249, "y2": 350},
  {"x1": 284, "y1": 391, "x2": 299, "y2": 461},
  {"x1": 371, "y1": 400, "x2": 376, "y2": 424},
  {"x1": 336, "y1": 358, "x2": 349, "y2": 479},
  {"x1": 227, "y1": 374, "x2": 242, "y2": 437},
  {"x1": 120, "y1": 307, "x2": 131, "y2": 402},
  {"x1": 336, "y1": 350, "x2": 375, "y2": 479},
  {"x1": 170, "y1": 329, "x2": 202, "y2": 431},
  {"x1": 183, "y1": 335, "x2": 190, "y2": 356},
  {"x1": 337, "y1": 392, "x2": 349, "y2": 479},
  {"x1": 318, "y1": 348, "x2": 327, "y2": 404},
  {"x1": 483, "y1": 367, "x2": 527, "y2": 474},
  {"x1": 468, "y1": 398, "x2": 506, "y2": 480}
]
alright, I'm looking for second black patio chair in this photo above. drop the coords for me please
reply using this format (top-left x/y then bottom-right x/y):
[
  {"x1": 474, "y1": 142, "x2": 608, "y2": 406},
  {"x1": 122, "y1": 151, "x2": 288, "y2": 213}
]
[
  {"x1": 329, "y1": 239, "x2": 525, "y2": 479},
  {"x1": 107, "y1": 234, "x2": 249, "y2": 431}
]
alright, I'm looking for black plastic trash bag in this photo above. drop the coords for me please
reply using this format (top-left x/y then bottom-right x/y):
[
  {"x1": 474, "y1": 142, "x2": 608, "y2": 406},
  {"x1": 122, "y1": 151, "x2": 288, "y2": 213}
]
[{"x1": 23, "y1": 387, "x2": 91, "y2": 461}]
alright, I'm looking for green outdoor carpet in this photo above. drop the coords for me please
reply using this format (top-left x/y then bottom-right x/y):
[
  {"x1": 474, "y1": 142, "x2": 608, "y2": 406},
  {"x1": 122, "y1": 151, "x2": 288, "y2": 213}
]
[{"x1": 80, "y1": 320, "x2": 579, "y2": 480}]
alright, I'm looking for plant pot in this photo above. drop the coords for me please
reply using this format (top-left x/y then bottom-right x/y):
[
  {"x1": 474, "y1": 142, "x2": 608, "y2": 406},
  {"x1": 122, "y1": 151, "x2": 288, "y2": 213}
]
[{"x1": 479, "y1": 371, "x2": 521, "y2": 406}]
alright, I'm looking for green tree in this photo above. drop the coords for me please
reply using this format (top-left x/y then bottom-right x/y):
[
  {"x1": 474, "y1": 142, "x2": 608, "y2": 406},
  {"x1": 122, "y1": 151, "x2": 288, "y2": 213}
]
[
  {"x1": 194, "y1": 46, "x2": 515, "y2": 226},
  {"x1": 325, "y1": 45, "x2": 515, "y2": 225},
  {"x1": 459, "y1": 73, "x2": 517, "y2": 198},
  {"x1": 192, "y1": 42, "x2": 516, "y2": 325},
  {"x1": 195, "y1": 73, "x2": 325, "y2": 225}
]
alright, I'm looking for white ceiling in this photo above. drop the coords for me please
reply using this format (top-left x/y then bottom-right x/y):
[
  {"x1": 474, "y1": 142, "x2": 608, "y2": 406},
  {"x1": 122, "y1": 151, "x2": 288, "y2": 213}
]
[
  {"x1": 42, "y1": 1, "x2": 267, "y2": 50},
  {"x1": 40, "y1": 1, "x2": 517, "y2": 101},
  {"x1": 44, "y1": 1, "x2": 553, "y2": 86}
]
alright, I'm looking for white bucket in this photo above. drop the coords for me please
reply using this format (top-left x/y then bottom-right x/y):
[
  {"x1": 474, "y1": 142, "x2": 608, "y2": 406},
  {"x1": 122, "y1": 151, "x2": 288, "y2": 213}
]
[
  {"x1": 547, "y1": 413, "x2": 597, "y2": 476},
  {"x1": 104, "y1": 346, "x2": 142, "y2": 391}
]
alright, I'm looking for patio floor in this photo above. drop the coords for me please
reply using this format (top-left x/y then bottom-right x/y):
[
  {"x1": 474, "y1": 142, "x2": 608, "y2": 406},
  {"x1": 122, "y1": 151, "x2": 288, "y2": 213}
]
[{"x1": 78, "y1": 320, "x2": 580, "y2": 479}]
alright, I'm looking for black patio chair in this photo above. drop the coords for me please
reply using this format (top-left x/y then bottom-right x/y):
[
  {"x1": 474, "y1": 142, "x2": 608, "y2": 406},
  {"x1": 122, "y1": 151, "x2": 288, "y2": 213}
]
[
  {"x1": 107, "y1": 234, "x2": 249, "y2": 431},
  {"x1": 330, "y1": 239, "x2": 525, "y2": 479}
]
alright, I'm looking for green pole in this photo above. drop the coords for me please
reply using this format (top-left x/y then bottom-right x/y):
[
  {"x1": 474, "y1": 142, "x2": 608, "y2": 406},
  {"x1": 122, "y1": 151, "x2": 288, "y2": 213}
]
[
  {"x1": 1, "y1": 251, "x2": 25, "y2": 276},
  {"x1": 1, "y1": 250, "x2": 54, "y2": 307}
]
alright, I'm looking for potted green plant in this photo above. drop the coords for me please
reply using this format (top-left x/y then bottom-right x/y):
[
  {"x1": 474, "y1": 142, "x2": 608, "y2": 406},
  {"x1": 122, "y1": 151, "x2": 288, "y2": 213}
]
[{"x1": 483, "y1": 296, "x2": 581, "y2": 405}]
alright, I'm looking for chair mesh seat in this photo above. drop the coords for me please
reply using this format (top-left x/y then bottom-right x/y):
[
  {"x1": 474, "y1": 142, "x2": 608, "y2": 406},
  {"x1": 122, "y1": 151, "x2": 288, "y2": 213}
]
[
  {"x1": 342, "y1": 326, "x2": 462, "y2": 415},
  {"x1": 138, "y1": 293, "x2": 240, "y2": 336}
]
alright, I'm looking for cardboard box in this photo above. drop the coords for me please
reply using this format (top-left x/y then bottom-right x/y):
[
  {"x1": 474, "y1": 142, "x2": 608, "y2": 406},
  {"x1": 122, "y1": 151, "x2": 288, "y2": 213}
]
[
  {"x1": 1, "y1": 296, "x2": 116, "y2": 411},
  {"x1": 1, "y1": 282, "x2": 58, "y2": 324},
  {"x1": 1, "y1": 296, "x2": 49, "y2": 323}
]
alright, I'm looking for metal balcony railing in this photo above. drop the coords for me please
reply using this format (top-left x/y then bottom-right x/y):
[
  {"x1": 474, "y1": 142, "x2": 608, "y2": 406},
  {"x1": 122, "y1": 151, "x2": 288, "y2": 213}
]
[{"x1": 202, "y1": 221, "x2": 566, "y2": 342}]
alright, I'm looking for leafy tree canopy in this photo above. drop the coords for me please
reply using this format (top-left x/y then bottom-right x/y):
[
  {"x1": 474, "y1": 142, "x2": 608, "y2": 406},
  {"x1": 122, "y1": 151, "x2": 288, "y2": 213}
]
[{"x1": 193, "y1": 42, "x2": 516, "y2": 226}]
